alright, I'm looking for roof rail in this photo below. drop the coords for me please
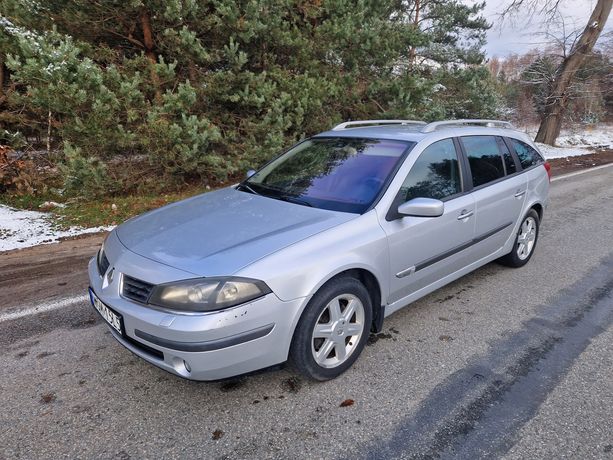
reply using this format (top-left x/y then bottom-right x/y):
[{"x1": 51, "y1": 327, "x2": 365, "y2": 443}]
[
  {"x1": 421, "y1": 119, "x2": 514, "y2": 133},
  {"x1": 331, "y1": 119, "x2": 426, "y2": 131}
]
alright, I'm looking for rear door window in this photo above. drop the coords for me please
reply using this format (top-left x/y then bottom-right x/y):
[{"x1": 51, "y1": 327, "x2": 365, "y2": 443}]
[
  {"x1": 508, "y1": 138, "x2": 544, "y2": 169},
  {"x1": 460, "y1": 136, "x2": 505, "y2": 187},
  {"x1": 399, "y1": 138, "x2": 462, "y2": 202}
]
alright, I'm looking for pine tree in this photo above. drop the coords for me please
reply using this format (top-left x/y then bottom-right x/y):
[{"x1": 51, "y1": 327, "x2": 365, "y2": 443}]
[{"x1": 1, "y1": 0, "x2": 495, "y2": 195}]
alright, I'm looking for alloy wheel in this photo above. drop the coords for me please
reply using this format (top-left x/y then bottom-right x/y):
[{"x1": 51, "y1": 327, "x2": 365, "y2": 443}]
[
  {"x1": 311, "y1": 294, "x2": 365, "y2": 368},
  {"x1": 517, "y1": 216, "x2": 537, "y2": 260}
]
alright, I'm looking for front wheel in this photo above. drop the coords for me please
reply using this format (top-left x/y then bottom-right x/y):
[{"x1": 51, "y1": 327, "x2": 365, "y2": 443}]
[
  {"x1": 289, "y1": 277, "x2": 372, "y2": 381},
  {"x1": 499, "y1": 209, "x2": 540, "y2": 268}
]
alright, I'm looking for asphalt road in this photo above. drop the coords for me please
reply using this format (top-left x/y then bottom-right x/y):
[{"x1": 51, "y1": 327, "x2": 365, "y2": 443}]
[{"x1": 0, "y1": 167, "x2": 612, "y2": 459}]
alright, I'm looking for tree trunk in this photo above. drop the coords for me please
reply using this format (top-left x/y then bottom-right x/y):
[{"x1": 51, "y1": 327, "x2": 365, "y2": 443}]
[
  {"x1": 408, "y1": 0, "x2": 420, "y2": 66},
  {"x1": 0, "y1": 55, "x2": 5, "y2": 99},
  {"x1": 140, "y1": 9, "x2": 162, "y2": 101},
  {"x1": 47, "y1": 110, "x2": 52, "y2": 153},
  {"x1": 188, "y1": 62, "x2": 198, "y2": 84},
  {"x1": 535, "y1": 0, "x2": 612, "y2": 145}
]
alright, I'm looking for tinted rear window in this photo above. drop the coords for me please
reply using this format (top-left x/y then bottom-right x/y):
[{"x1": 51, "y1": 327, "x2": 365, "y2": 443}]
[
  {"x1": 508, "y1": 138, "x2": 544, "y2": 169},
  {"x1": 461, "y1": 136, "x2": 505, "y2": 187}
]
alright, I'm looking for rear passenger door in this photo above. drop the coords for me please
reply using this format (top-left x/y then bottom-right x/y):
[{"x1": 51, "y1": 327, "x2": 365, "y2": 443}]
[{"x1": 459, "y1": 135, "x2": 527, "y2": 260}]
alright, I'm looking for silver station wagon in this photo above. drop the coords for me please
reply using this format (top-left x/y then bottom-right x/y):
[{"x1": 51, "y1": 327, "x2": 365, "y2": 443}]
[{"x1": 88, "y1": 119, "x2": 550, "y2": 381}]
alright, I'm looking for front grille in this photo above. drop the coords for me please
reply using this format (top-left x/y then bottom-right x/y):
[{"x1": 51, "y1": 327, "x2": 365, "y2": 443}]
[
  {"x1": 122, "y1": 275, "x2": 154, "y2": 303},
  {"x1": 97, "y1": 249, "x2": 110, "y2": 276}
]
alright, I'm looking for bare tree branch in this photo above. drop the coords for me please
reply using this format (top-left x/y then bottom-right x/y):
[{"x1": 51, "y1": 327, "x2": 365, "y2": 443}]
[{"x1": 500, "y1": 0, "x2": 565, "y2": 22}]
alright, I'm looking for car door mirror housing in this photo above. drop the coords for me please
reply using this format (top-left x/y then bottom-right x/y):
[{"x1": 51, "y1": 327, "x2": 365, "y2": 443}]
[
  {"x1": 397, "y1": 197, "x2": 444, "y2": 218},
  {"x1": 246, "y1": 169, "x2": 257, "y2": 179}
]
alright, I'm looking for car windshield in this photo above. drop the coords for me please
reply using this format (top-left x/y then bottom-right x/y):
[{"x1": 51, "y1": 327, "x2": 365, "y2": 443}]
[{"x1": 242, "y1": 137, "x2": 414, "y2": 213}]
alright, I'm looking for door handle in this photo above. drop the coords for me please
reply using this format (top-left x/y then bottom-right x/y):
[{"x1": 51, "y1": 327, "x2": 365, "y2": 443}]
[
  {"x1": 514, "y1": 190, "x2": 526, "y2": 198},
  {"x1": 457, "y1": 210, "x2": 473, "y2": 220}
]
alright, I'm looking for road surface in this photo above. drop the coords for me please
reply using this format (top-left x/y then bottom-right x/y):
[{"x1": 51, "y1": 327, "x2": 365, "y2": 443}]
[{"x1": 0, "y1": 167, "x2": 612, "y2": 459}]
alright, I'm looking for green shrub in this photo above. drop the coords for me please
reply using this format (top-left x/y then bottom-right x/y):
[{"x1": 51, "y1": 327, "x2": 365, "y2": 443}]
[{"x1": 60, "y1": 143, "x2": 108, "y2": 198}]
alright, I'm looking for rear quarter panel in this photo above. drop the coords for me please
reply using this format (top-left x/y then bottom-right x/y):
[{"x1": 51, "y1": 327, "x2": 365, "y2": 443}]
[
  {"x1": 509, "y1": 133, "x2": 550, "y2": 214},
  {"x1": 523, "y1": 164, "x2": 550, "y2": 212}
]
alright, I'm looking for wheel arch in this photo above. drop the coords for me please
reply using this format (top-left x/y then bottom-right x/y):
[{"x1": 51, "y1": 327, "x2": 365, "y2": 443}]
[
  {"x1": 505, "y1": 200, "x2": 544, "y2": 251},
  {"x1": 289, "y1": 266, "x2": 386, "y2": 342},
  {"x1": 530, "y1": 202, "x2": 544, "y2": 221},
  {"x1": 339, "y1": 268, "x2": 384, "y2": 333}
]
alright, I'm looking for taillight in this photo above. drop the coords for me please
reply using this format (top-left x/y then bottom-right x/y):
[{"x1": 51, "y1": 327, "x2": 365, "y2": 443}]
[{"x1": 543, "y1": 162, "x2": 551, "y2": 182}]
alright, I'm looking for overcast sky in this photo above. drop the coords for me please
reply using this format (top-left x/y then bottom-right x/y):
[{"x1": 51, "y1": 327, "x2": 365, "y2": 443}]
[{"x1": 481, "y1": 0, "x2": 613, "y2": 57}]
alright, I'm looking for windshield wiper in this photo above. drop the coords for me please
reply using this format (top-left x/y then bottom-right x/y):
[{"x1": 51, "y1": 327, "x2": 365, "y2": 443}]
[
  {"x1": 239, "y1": 183, "x2": 312, "y2": 207},
  {"x1": 277, "y1": 194, "x2": 313, "y2": 207},
  {"x1": 236, "y1": 183, "x2": 260, "y2": 195}
]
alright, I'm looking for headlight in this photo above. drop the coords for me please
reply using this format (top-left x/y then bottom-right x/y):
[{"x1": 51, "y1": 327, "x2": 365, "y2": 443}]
[
  {"x1": 96, "y1": 244, "x2": 110, "y2": 276},
  {"x1": 148, "y1": 277, "x2": 272, "y2": 312}
]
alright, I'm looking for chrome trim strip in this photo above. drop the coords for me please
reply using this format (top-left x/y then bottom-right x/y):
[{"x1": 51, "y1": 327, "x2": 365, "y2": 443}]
[{"x1": 396, "y1": 266, "x2": 415, "y2": 279}]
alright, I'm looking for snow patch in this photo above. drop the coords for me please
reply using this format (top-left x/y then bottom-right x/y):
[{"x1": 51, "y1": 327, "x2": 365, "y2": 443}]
[
  {"x1": 0, "y1": 205, "x2": 113, "y2": 252},
  {"x1": 556, "y1": 129, "x2": 613, "y2": 150},
  {"x1": 523, "y1": 124, "x2": 613, "y2": 159},
  {"x1": 535, "y1": 143, "x2": 594, "y2": 160}
]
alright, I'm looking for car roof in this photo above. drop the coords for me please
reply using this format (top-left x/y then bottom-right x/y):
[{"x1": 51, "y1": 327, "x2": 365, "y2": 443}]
[
  {"x1": 314, "y1": 125, "x2": 428, "y2": 143},
  {"x1": 313, "y1": 124, "x2": 532, "y2": 145}
]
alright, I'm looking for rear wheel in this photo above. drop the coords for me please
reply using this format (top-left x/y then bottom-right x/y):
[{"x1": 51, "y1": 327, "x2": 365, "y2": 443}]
[
  {"x1": 289, "y1": 277, "x2": 372, "y2": 381},
  {"x1": 499, "y1": 209, "x2": 540, "y2": 267}
]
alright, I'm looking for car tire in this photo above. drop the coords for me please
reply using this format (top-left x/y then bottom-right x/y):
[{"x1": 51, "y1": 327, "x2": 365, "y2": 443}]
[
  {"x1": 499, "y1": 209, "x2": 540, "y2": 268},
  {"x1": 289, "y1": 276, "x2": 373, "y2": 381}
]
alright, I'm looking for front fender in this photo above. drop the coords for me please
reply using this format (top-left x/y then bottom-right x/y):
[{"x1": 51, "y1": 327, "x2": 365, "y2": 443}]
[{"x1": 235, "y1": 211, "x2": 390, "y2": 303}]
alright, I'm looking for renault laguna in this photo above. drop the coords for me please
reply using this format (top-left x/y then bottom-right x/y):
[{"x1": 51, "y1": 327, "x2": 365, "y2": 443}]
[{"x1": 88, "y1": 119, "x2": 550, "y2": 381}]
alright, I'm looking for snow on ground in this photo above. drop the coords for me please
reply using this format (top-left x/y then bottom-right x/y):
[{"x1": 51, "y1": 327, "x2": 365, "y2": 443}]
[
  {"x1": 0, "y1": 205, "x2": 113, "y2": 252},
  {"x1": 525, "y1": 124, "x2": 613, "y2": 159},
  {"x1": 535, "y1": 143, "x2": 593, "y2": 159},
  {"x1": 556, "y1": 126, "x2": 613, "y2": 150}
]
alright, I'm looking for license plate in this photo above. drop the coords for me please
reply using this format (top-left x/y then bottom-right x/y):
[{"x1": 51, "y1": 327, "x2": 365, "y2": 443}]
[{"x1": 89, "y1": 288, "x2": 123, "y2": 335}]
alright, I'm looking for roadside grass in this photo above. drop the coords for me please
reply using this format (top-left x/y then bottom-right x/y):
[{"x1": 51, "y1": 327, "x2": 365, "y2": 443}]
[
  {"x1": 56, "y1": 190, "x2": 209, "y2": 228},
  {"x1": 1, "y1": 193, "x2": 53, "y2": 211},
  {"x1": 1, "y1": 186, "x2": 209, "y2": 229}
]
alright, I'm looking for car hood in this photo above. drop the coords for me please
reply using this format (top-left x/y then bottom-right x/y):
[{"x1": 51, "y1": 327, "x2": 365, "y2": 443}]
[{"x1": 115, "y1": 187, "x2": 356, "y2": 276}]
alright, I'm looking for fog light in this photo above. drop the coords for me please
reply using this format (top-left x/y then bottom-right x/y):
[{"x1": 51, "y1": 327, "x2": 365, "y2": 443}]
[{"x1": 184, "y1": 360, "x2": 191, "y2": 373}]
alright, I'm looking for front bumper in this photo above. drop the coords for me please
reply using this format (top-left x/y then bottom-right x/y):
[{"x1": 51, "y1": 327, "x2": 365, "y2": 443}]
[{"x1": 87, "y1": 239, "x2": 307, "y2": 381}]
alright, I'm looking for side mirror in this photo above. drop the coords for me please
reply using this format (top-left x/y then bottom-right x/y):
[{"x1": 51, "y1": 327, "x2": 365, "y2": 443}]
[
  {"x1": 246, "y1": 169, "x2": 256, "y2": 179},
  {"x1": 397, "y1": 197, "x2": 444, "y2": 218}
]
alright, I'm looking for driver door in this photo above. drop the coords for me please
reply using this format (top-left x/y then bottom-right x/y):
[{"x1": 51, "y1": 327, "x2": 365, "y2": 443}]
[{"x1": 379, "y1": 138, "x2": 476, "y2": 304}]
